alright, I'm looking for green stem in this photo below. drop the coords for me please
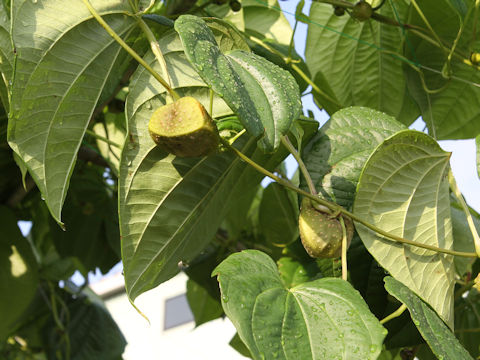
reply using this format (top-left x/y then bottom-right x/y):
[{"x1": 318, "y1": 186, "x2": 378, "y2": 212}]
[
  {"x1": 380, "y1": 304, "x2": 407, "y2": 324},
  {"x1": 81, "y1": 0, "x2": 180, "y2": 100},
  {"x1": 85, "y1": 129, "x2": 122, "y2": 149},
  {"x1": 340, "y1": 216, "x2": 348, "y2": 281},
  {"x1": 287, "y1": 16, "x2": 299, "y2": 62},
  {"x1": 135, "y1": 15, "x2": 178, "y2": 100},
  {"x1": 221, "y1": 138, "x2": 478, "y2": 259},
  {"x1": 281, "y1": 136, "x2": 317, "y2": 195},
  {"x1": 47, "y1": 282, "x2": 70, "y2": 360},
  {"x1": 449, "y1": 171, "x2": 480, "y2": 257},
  {"x1": 410, "y1": 0, "x2": 448, "y2": 57}
]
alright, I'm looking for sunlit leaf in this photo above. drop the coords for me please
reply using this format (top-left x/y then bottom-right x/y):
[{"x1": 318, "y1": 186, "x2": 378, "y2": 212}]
[
  {"x1": 119, "y1": 30, "x2": 310, "y2": 302},
  {"x1": 302, "y1": 107, "x2": 405, "y2": 209},
  {"x1": 0, "y1": 0, "x2": 12, "y2": 110},
  {"x1": 8, "y1": 0, "x2": 136, "y2": 224},
  {"x1": 306, "y1": 0, "x2": 419, "y2": 123},
  {"x1": 405, "y1": 0, "x2": 480, "y2": 139},
  {"x1": 175, "y1": 15, "x2": 301, "y2": 152},
  {"x1": 354, "y1": 130, "x2": 454, "y2": 327},
  {"x1": 213, "y1": 250, "x2": 387, "y2": 360}
]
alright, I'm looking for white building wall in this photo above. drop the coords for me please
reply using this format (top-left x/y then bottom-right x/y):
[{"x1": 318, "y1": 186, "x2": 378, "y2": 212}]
[{"x1": 91, "y1": 272, "x2": 248, "y2": 360}]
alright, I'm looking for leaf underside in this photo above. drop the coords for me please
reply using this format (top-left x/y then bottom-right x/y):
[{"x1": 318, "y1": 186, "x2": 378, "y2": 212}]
[
  {"x1": 302, "y1": 107, "x2": 405, "y2": 209},
  {"x1": 8, "y1": 0, "x2": 135, "y2": 224},
  {"x1": 354, "y1": 130, "x2": 454, "y2": 327}
]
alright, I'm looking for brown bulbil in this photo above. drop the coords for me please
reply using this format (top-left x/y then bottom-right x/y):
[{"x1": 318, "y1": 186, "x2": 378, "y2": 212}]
[
  {"x1": 148, "y1": 97, "x2": 219, "y2": 157},
  {"x1": 298, "y1": 198, "x2": 354, "y2": 258},
  {"x1": 352, "y1": 1, "x2": 373, "y2": 22}
]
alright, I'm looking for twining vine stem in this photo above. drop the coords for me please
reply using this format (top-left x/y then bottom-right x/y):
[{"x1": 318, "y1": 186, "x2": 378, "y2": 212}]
[
  {"x1": 81, "y1": 0, "x2": 180, "y2": 101},
  {"x1": 281, "y1": 136, "x2": 317, "y2": 195},
  {"x1": 220, "y1": 138, "x2": 478, "y2": 259}
]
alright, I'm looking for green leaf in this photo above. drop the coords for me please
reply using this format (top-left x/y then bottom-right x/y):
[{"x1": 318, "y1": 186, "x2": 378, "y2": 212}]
[
  {"x1": 204, "y1": 17, "x2": 250, "y2": 52},
  {"x1": 0, "y1": 206, "x2": 38, "y2": 341},
  {"x1": 384, "y1": 277, "x2": 474, "y2": 360},
  {"x1": 302, "y1": 107, "x2": 405, "y2": 209},
  {"x1": 259, "y1": 182, "x2": 298, "y2": 246},
  {"x1": 120, "y1": 30, "x2": 307, "y2": 302},
  {"x1": 347, "y1": 235, "x2": 389, "y2": 319},
  {"x1": 405, "y1": 0, "x2": 480, "y2": 139},
  {"x1": 476, "y1": 135, "x2": 479, "y2": 178},
  {"x1": 354, "y1": 130, "x2": 454, "y2": 327},
  {"x1": 92, "y1": 112, "x2": 126, "y2": 177},
  {"x1": 242, "y1": 0, "x2": 293, "y2": 45},
  {"x1": 451, "y1": 200, "x2": 478, "y2": 276},
  {"x1": 455, "y1": 290, "x2": 480, "y2": 358},
  {"x1": 0, "y1": 0, "x2": 12, "y2": 111},
  {"x1": 277, "y1": 257, "x2": 323, "y2": 288},
  {"x1": 44, "y1": 294, "x2": 126, "y2": 360},
  {"x1": 213, "y1": 250, "x2": 387, "y2": 360},
  {"x1": 249, "y1": 38, "x2": 311, "y2": 93},
  {"x1": 175, "y1": 15, "x2": 302, "y2": 152},
  {"x1": 305, "y1": 1, "x2": 419, "y2": 123},
  {"x1": 50, "y1": 163, "x2": 120, "y2": 275},
  {"x1": 8, "y1": 0, "x2": 136, "y2": 224},
  {"x1": 229, "y1": 332, "x2": 252, "y2": 359},
  {"x1": 186, "y1": 279, "x2": 223, "y2": 327}
]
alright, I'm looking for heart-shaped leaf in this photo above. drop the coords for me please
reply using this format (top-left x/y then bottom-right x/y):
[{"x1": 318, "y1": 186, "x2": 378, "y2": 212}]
[
  {"x1": 8, "y1": 0, "x2": 136, "y2": 224},
  {"x1": 302, "y1": 107, "x2": 405, "y2": 209},
  {"x1": 175, "y1": 15, "x2": 301, "y2": 152},
  {"x1": 384, "y1": 277, "x2": 473, "y2": 360},
  {"x1": 353, "y1": 130, "x2": 454, "y2": 327},
  {"x1": 213, "y1": 250, "x2": 387, "y2": 360},
  {"x1": 306, "y1": 1, "x2": 419, "y2": 124}
]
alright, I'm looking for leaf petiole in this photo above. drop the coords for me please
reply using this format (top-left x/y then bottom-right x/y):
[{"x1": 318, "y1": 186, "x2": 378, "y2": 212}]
[
  {"x1": 380, "y1": 303, "x2": 407, "y2": 324},
  {"x1": 81, "y1": 0, "x2": 180, "y2": 100}
]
